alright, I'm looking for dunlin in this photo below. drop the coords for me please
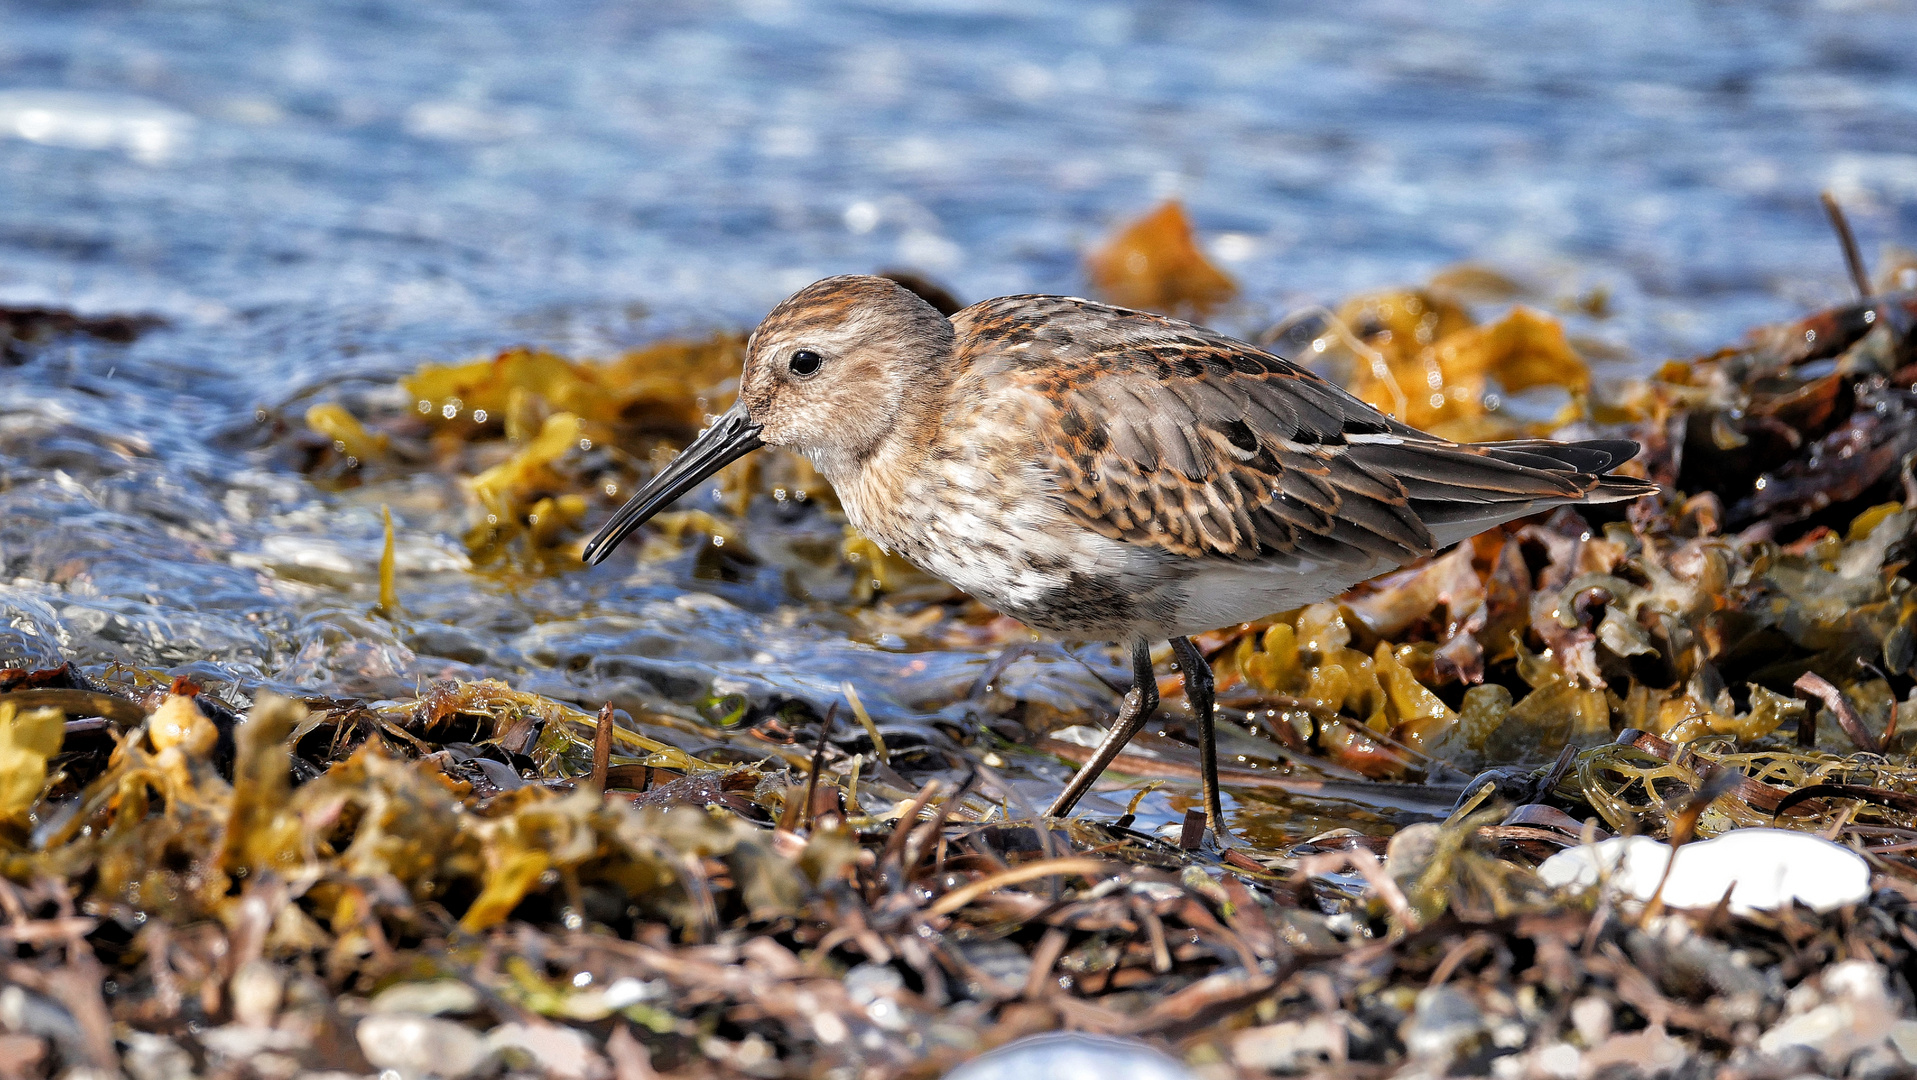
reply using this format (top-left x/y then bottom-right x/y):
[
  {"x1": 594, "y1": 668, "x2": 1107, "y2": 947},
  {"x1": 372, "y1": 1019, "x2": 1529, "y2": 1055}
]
[{"x1": 583, "y1": 275, "x2": 1655, "y2": 842}]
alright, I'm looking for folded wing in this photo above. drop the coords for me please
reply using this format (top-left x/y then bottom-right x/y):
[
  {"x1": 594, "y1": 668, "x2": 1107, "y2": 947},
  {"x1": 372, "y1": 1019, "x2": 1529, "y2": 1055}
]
[{"x1": 956, "y1": 295, "x2": 1655, "y2": 568}]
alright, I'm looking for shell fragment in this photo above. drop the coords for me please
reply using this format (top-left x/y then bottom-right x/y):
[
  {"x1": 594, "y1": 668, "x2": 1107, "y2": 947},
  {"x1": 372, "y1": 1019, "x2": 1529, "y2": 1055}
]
[{"x1": 1537, "y1": 828, "x2": 1869, "y2": 915}]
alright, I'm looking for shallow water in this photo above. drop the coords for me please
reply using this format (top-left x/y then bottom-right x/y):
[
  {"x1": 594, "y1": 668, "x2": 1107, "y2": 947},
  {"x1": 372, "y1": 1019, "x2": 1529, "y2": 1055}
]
[{"x1": 2, "y1": 0, "x2": 1915, "y2": 839}]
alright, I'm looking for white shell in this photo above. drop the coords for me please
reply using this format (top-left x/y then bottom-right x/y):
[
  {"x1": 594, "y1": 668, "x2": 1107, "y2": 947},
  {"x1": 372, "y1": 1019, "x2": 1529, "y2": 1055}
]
[
  {"x1": 944, "y1": 1033, "x2": 1198, "y2": 1080},
  {"x1": 1537, "y1": 828, "x2": 1870, "y2": 915}
]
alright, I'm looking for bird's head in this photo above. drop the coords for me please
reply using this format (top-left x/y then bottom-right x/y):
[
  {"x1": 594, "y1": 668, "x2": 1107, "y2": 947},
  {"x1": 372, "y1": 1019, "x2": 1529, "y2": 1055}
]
[{"x1": 581, "y1": 275, "x2": 953, "y2": 565}]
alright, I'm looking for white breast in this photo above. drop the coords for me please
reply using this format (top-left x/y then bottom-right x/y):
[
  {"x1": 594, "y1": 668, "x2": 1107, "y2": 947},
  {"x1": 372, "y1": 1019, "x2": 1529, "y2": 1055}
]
[
  {"x1": 834, "y1": 442, "x2": 1170, "y2": 639},
  {"x1": 824, "y1": 386, "x2": 1362, "y2": 643}
]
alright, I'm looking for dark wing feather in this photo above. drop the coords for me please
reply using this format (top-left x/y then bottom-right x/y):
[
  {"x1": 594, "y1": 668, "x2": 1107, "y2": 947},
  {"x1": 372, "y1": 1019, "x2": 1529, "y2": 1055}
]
[{"x1": 953, "y1": 295, "x2": 1653, "y2": 565}]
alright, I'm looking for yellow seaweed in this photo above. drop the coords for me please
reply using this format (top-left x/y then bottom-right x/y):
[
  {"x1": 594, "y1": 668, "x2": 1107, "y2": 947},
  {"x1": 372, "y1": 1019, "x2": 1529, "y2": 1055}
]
[
  {"x1": 305, "y1": 402, "x2": 390, "y2": 461},
  {"x1": 1340, "y1": 299, "x2": 1589, "y2": 440},
  {"x1": 219, "y1": 695, "x2": 307, "y2": 881},
  {"x1": 1085, "y1": 201, "x2": 1238, "y2": 319},
  {"x1": 466, "y1": 412, "x2": 587, "y2": 555},
  {"x1": 403, "y1": 336, "x2": 745, "y2": 431},
  {"x1": 0, "y1": 702, "x2": 63, "y2": 821},
  {"x1": 377, "y1": 504, "x2": 399, "y2": 614}
]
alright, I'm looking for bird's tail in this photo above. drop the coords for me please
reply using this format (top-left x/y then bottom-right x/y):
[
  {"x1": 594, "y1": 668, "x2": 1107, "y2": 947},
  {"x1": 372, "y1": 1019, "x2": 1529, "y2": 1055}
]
[{"x1": 1357, "y1": 437, "x2": 1656, "y2": 549}]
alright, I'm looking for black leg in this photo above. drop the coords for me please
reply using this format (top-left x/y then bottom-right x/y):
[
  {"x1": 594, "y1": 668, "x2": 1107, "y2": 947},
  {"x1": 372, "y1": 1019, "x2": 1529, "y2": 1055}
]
[
  {"x1": 1046, "y1": 640, "x2": 1157, "y2": 819},
  {"x1": 1170, "y1": 635, "x2": 1228, "y2": 847}
]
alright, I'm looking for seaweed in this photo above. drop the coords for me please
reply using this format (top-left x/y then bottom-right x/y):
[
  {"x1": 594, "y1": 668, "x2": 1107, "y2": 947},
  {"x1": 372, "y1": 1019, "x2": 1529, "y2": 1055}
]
[{"x1": 1085, "y1": 201, "x2": 1238, "y2": 321}]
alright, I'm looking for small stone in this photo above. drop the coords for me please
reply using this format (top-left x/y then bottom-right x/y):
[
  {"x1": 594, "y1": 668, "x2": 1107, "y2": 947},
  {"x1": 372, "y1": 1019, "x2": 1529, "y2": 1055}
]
[
  {"x1": 956, "y1": 938, "x2": 1032, "y2": 997},
  {"x1": 1582, "y1": 1026, "x2": 1688, "y2": 1077},
  {"x1": 1851, "y1": 1041, "x2": 1913, "y2": 1080},
  {"x1": 1532, "y1": 1041, "x2": 1581, "y2": 1080},
  {"x1": 598, "y1": 977, "x2": 664, "y2": 1011},
  {"x1": 0, "y1": 984, "x2": 84, "y2": 1062},
  {"x1": 356, "y1": 1013, "x2": 490, "y2": 1080},
  {"x1": 1401, "y1": 986, "x2": 1484, "y2": 1063},
  {"x1": 249, "y1": 1051, "x2": 302, "y2": 1080},
  {"x1": 844, "y1": 963, "x2": 911, "y2": 1032},
  {"x1": 1569, "y1": 996, "x2": 1612, "y2": 1046},
  {"x1": 1891, "y1": 1019, "x2": 1917, "y2": 1064},
  {"x1": 1272, "y1": 910, "x2": 1342, "y2": 951},
  {"x1": 1230, "y1": 1016, "x2": 1344, "y2": 1072},
  {"x1": 230, "y1": 959, "x2": 286, "y2": 1029},
  {"x1": 200, "y1": 1022, "x2": 309, "y2": 1062},
  {"x1": 842, "y1": 962, "x2": 904, "y2": 1006},
  {"x1": 369, "y1": 980, "x2": 483, "y2": 1018},
  {"x1": 1757, "y1": 960, "x2": 1896, "y2": 1068},
  {"x1": 1385, "y1": 822, "x2": 1442, "y2": 888},
  {"x1": 122, "y1": 1032, "x2": 195, "y2": 1080},
  {"x1": 488, "y1": 1022, "x2": 609, "y2": 1080}
]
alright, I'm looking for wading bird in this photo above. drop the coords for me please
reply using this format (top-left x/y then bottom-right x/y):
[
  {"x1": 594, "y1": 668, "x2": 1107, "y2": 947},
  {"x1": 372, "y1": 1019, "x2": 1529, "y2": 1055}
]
[{"x1": 582, "y1": 276, "x2": 1653, "y2": 844}]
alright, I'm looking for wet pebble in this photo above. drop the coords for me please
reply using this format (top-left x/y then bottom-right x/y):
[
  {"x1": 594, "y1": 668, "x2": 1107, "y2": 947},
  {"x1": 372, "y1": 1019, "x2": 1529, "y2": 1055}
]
[
  {"x1": 369, "y1": 979, "x2": 483, "y2": 1017},
  {"x1": 355, "y1": 1012, "x2": 490, "y2": 1080},
  {"x1": 1568, "y1": 996, "x2": 1611, "y2": 1045},
  {"x1": 1579, "y1": 1026, "x2": 1688, "y2": 1077},
  {"x1": 1852, "y1": 1040, "x2": 1916, "y2": 1080},
  {"x1": 198, "y1": 1022, "x2": 307, "y2": 1061},
  {"x1": 1230, "y1": 1015, "x2": 1345, "y2": 1073},
  {"x1": 1385, "y1": 821, "x2": 1441, "y2": 888},
  {"x1": 0, "y1": 984, "x2": 86, "y2": 1064},
  {"x1": 230, "y1": 958, "x2": 286, "y2": 1029},
  {"x1": 1492, "y1": 1041, "x2": 1580, "y2": 1080},
  {"x1": 844, "y1": 962, "x2": 912, "y2": 1032},
  {"x1": 1756, "y1": 960, "x2": 1897, "y2": 1070},
  {"x1": 488, "y1": 1021, "x2": 609, "y2": 1080},
  {"x1": 1892, "y1": 1019, "x2": 1917, "y2": 1064},
  {"x1": 1401, "y1": 985, "x2": 1484, "y2": 1063},
  {"x1": 955, "y1": 937, "x2": 1031, "y2": 997}
]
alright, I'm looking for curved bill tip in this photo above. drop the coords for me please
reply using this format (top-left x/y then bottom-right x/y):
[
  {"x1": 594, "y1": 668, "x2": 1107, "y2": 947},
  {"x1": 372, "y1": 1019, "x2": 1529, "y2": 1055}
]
[{"x1": 580, "y1": 407, "x2": 764, "y2": 566}]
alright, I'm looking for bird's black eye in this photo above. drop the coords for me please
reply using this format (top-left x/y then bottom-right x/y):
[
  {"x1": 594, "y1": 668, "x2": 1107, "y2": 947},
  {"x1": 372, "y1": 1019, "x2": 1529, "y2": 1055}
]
[{"x1": 788, "y1": 349, "x2": 822, "y2": 377}]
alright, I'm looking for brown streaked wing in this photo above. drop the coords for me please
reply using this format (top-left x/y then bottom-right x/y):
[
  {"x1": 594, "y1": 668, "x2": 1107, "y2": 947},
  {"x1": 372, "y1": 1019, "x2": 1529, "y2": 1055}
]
[
  {"x1": 952, "y1": 295, "x2": 1629, "y2": 566},
  {"x1": 954, "y1": 295, "x2": 1432, "y2": 564}
]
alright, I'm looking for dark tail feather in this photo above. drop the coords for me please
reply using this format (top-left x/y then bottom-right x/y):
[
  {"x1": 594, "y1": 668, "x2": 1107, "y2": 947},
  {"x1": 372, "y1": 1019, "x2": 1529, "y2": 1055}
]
[
  {"x1": 1476, "y1": 438, "x2": 1656, "y2": 503},
  {"x1": 1349, "y1": 436, "x2": 1656, "y2": 547},
  {"x1": 1476, "y1": 437, "x2": 1639, "y2": 473}
]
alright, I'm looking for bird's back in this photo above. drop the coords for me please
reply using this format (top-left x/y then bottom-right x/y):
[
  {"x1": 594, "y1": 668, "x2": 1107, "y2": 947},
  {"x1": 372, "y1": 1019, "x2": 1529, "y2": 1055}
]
[{"x1": 922, "y1": 294, "x2": 1652, "y2": 639}]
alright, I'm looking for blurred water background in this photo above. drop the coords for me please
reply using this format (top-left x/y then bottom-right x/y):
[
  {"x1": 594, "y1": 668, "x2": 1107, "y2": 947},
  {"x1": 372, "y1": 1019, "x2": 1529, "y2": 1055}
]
[{"x1": 2, "y1": 0, "x2": 1915, "y2": 832}]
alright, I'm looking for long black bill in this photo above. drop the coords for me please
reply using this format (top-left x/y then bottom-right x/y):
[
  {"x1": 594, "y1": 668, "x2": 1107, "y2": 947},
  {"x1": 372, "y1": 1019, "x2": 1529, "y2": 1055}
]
[{"x1": 581, "y1": 405, "x2": 764, "y2": 566}]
